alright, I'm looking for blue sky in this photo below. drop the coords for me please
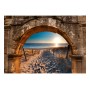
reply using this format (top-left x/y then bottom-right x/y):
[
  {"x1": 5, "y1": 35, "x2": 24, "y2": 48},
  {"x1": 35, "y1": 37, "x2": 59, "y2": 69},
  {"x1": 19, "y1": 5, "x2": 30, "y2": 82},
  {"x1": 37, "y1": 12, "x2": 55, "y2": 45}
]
[{"x1": 25, "y1": 31, "x2": 67, "y2": 43}]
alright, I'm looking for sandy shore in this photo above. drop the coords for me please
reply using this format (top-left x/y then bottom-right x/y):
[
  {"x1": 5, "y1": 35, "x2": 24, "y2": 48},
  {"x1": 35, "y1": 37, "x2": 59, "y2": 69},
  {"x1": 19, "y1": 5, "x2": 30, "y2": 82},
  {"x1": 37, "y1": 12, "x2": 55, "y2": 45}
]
[{"x1": 20, "y1": 49, "x2": 71, "y2": 73}]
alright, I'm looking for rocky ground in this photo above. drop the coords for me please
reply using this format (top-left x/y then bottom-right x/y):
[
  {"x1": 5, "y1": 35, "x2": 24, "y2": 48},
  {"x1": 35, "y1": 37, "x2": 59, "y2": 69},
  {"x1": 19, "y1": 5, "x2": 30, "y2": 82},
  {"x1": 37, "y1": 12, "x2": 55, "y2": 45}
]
[{"x1": 20, "y1": 49, "x2": 71, "y2": 73}]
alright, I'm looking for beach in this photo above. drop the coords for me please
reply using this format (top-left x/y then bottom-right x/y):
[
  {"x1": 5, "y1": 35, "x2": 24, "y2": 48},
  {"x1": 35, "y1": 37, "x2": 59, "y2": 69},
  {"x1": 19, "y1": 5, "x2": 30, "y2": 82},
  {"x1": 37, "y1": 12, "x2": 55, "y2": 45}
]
[{"x1": 20, "y1": 48, "x2": 71, "y2": 73}]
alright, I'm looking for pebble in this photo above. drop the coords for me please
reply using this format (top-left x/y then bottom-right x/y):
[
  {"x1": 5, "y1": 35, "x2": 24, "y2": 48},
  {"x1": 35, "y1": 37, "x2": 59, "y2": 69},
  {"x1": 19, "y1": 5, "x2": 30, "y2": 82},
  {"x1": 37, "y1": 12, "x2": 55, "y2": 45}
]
[{"x1": 20, "y1": 49, "x2": 71, "y2": 73}]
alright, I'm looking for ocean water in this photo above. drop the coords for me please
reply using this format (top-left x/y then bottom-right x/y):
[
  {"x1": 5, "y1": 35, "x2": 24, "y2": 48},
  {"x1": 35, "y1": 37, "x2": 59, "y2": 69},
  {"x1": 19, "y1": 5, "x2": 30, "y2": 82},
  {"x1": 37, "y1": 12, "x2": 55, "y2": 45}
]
[{"x1": 23, "y1": 43, "x2": 68, "y2": 49}]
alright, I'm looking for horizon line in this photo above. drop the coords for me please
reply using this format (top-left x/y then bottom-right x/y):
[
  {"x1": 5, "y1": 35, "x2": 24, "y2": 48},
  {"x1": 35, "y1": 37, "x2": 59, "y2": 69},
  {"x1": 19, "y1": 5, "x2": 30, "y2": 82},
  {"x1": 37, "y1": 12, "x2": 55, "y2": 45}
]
[{"x1": 25, "y1": 42, "x2": 68, "y2": 44}]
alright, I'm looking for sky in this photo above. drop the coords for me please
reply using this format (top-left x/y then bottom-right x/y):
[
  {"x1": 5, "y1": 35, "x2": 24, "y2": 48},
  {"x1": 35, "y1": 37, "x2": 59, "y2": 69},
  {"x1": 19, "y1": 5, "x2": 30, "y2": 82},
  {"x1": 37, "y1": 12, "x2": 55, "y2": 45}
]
[{"x1": 25, "y1": 31, "x2": 67, "y2": 44}]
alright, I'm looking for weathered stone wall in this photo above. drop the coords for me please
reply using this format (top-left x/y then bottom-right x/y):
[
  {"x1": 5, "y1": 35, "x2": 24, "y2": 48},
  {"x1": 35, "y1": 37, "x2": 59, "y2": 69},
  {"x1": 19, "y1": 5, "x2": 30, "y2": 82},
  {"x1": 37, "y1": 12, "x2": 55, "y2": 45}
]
[{"x1": 4, "y1": 16, "x2": 86, "y2": 73}]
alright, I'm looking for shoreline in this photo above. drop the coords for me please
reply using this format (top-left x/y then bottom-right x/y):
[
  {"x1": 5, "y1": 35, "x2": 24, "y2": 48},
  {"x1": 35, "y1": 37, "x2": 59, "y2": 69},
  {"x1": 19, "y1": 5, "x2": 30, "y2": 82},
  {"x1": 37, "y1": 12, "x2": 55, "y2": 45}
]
[{"x1": 23, "y1": 46, "x2": 68, "y2": 50}]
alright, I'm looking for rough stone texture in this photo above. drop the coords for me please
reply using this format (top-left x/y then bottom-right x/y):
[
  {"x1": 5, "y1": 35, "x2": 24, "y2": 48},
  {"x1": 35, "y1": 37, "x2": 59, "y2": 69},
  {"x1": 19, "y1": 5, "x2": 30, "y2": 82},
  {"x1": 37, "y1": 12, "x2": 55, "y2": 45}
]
[{"x1": 4, "y1": 16, "x2": 86, "y2": 73}]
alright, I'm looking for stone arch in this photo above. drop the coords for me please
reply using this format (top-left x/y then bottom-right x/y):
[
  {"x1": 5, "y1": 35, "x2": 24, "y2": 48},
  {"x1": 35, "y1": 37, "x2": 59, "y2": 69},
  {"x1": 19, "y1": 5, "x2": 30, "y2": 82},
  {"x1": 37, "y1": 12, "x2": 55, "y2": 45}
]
[
  {"x1": 15, "y1": 25, "x2": 77, "y2": 55},
  {"x1": 5, "y1": 16, "x2": 85, "y2": 73},
  {"x1": 8, "y1": 25, "x2": 82, "y2": 73}
]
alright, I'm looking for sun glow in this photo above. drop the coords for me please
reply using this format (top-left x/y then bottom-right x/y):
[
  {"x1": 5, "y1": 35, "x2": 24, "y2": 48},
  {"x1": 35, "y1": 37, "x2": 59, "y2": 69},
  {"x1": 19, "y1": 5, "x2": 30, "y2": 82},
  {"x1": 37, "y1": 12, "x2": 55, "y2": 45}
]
[{"x1": 53, "y1": 37, "x2": 61, "y2": 47}]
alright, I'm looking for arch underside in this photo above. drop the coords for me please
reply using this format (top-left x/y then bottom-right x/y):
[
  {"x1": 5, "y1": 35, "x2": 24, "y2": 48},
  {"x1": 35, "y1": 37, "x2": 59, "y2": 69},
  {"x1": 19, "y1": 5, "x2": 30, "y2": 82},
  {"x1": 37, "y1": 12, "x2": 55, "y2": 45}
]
[{"x1": 15, "y1": 25, "x2": 76, "y2": 54}]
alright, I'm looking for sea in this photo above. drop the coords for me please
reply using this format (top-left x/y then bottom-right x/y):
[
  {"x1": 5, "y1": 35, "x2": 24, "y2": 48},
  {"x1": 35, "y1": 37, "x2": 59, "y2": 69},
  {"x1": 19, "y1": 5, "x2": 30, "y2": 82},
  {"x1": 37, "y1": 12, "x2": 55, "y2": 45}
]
[{"x1": 23, "y1": 43, "x2": 68, "y2": 49}]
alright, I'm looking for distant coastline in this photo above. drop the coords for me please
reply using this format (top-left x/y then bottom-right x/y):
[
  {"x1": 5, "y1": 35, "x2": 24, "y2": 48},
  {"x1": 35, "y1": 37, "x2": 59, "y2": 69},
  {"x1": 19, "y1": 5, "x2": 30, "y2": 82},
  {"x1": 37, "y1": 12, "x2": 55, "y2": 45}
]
[
  {"x1": 23, "y1": 43, "x2": 68, "y2": 49},
  {"x1": 25, "y1": 43, "x2": 68, "y2": 44}
]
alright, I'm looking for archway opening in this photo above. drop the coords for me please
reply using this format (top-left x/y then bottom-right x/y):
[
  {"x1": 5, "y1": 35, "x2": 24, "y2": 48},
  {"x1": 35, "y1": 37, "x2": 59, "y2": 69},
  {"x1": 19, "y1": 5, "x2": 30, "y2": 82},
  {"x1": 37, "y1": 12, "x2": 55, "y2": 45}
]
[
  {"x1": 20, "y1": 31, "x2": 72, "y2": 73},
  {"x1": 14, "y1": 25, "x2": 76, "y2": 73},
  {"x1": 16, "y1": 25, "x2": 75, "y2": 54}
]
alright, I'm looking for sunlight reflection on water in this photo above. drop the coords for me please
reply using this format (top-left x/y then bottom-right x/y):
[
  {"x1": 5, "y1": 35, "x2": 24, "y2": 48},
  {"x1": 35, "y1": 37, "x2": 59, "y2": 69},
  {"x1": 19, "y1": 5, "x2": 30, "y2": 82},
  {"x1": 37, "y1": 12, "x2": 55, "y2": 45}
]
[{"x1": 54, "y1": 43, "x2": 59, "y2": 47}]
